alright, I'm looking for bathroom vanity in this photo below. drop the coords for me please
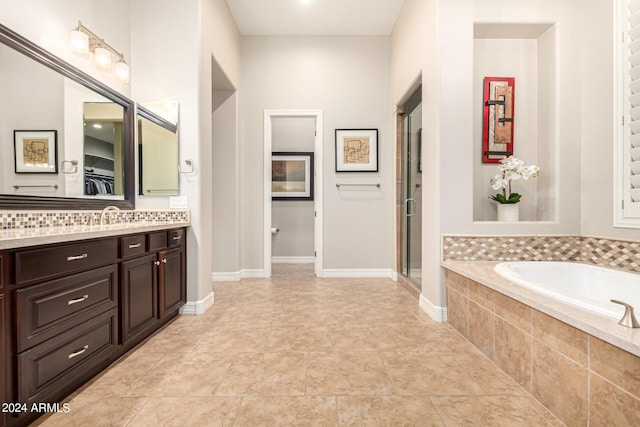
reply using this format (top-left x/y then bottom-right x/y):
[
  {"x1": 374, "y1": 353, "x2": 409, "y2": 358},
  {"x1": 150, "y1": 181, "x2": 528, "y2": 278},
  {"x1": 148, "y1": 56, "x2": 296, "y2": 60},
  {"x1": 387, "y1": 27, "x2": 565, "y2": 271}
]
[{"x1": 0, "y1": 224, "x2": 187, "y2": 427}]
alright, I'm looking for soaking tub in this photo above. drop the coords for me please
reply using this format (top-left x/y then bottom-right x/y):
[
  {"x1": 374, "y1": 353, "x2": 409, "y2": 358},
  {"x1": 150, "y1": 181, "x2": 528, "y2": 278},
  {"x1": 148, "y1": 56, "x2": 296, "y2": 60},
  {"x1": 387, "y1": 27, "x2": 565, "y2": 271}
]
[{"x1": 493, "y1": 261, "x2": 640, "y2": 320}]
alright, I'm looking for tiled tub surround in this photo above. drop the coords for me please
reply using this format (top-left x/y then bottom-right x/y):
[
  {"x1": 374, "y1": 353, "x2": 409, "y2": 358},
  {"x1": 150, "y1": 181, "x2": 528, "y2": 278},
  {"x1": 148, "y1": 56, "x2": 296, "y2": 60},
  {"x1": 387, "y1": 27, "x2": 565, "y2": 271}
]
[
  {"x1": 442, "y1": 234, "x2": 640, "y2": 272},
  {"x1": 443, "y1": 263, "x2": 640, "y2": 427},
  {"x1": 0, "y1": 209, "x2": 190, "y2": 249}
]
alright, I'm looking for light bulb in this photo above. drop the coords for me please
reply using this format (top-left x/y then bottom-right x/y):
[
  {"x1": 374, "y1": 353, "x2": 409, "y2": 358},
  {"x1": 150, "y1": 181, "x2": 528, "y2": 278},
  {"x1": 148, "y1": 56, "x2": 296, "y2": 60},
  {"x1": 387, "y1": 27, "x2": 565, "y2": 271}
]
[
  {"x1": 69, "y1": 29, "x2": 89, "y2": 57},
  {"x1": 94, "y1": 47, "x2": 112, "y2": 72},
  {"x1": 114, "y1": 60, "x2": 130, "y2": 84}
]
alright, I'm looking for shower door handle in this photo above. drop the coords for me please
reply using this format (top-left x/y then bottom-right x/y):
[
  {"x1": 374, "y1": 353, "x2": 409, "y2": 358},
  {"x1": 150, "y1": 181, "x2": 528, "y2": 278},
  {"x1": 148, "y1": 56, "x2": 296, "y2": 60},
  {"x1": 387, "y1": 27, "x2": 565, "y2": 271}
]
[{"x1": 405, "y1": 198, "x2": 416, "y2": 217}]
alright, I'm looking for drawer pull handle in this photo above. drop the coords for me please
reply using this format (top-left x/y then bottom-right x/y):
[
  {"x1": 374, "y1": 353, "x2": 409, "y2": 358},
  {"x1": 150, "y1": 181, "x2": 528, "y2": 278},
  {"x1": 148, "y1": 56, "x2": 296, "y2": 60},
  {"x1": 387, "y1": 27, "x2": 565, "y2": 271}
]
[
  {"x1": 154, "y1": 261, "x2": 161, "y2": 266},
  {"x1": 162, "y1": 259, "x2": 167, "y2": 264},
  {"x1": 67, "y1": 253, "x2": 88, "y2": 261},
  {"x1": 68, "y1": 295, "x2": 89, "y2": 305},
  {"x1": 128, "y1": 243, "x2": 142, "y2": 249},
  {"x1": 173, "y1": 236, "x2": 181, "y2": 241},
  {"x1": 68, "y1": 345, "x2": 89, "y2": 359}
]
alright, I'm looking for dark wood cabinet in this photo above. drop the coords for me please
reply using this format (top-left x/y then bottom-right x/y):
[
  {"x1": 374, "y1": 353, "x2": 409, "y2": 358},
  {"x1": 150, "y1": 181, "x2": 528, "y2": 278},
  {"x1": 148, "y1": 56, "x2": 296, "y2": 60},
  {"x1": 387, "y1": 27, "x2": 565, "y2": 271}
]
[
  {"x1": 158, "y1": 247, "x2": 186, "y2": 320},
  {"x1": 120, "y1": 253, "x2": 158, "y2": 345},
  {"x1": 16, "y1": 265, "x2": 117, "y2": 351},
  {"x1": 118, "y1": 229, "x2": 186, "y2": 349},
  {"x1": 17, "y1": 310, "x2": 117, "y2": 405},
  {"x1": 3, "y1": 227, "x2": 187, "y2": 427}
]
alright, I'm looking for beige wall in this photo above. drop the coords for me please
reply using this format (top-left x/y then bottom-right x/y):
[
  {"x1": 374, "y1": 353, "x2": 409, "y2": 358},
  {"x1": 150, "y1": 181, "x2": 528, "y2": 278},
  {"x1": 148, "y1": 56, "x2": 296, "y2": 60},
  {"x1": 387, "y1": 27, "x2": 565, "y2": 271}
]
[
  {"x1": 580, "y1": 0, "x2": 640, "y2": 240},
  {"x1": 271, "y1": 117, "x2": 316, "y2": 260},
  {"x1": 240, "y1": 36, "x2": 393, "y2": 273},
  {"x1": 391, "y1": 0, "x2": 626, "y2": 314},
  {"x1": 131, "y1": 0, "x2": 241, "y2": 306},
  {"x1": 198, "y1": 0, "x2": 241, "y2": 299},
  {"x1": 391, "y1": 0, "x2": 441, "y2": 309},
  {"x1": 0, "y1": 0, "x2": 131, "y2": 97}
]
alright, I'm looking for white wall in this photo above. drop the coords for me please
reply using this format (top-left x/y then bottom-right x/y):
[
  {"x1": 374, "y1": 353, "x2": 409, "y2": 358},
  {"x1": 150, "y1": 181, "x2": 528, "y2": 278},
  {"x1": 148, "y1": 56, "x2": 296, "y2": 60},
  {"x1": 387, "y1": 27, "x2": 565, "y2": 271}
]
[
  {"x1": 581, "y1": 0, "x2": 640, "y2": 240},
  {"x1": 240, "y1": 36, "x2": 393, "y2": 274},
  {"x1": 212, "y1": 93, "x2": 240, "y2": 275},
  {"x1": 0, "y1": 45, "x2": 64, "y2": 194},
  {"x1": 131, "y1": 0, "x2": 207, "y2": 308},
  {"x1": 391, "y1": 0, "x2": 441, "y2": 308},
  {"x1": 0, "y1": 0, "x2": 131, "y2": 97},
  {"x1": 201, "y1": 0, "x2": 242, "y2": 289},
  {"x1": 0, "y1": 0, "x2": 130, "y2": 198},
  {"x1": 472, "y1": 38, "x2": 540, "y2": 222},
  {"x1": 392, "y1": 0, "x2": 588, "y2": 315},
  {"x1": 271, "y1": 117, "x2": 315, "y2": 260},
  {"x1": 132, "y1": 0, "x2": 242, "y2": 309}
]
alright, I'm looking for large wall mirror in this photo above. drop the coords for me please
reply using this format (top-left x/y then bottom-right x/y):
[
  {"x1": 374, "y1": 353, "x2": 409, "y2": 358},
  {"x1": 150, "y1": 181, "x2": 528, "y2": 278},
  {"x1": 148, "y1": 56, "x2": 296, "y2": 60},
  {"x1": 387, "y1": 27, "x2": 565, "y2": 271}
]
[
  {"x1": 0, "y1": 23, "x2": 135, "y2": 209},
  {"x1": 137, "y1": 104, "x2": 179, "y2": 196}
]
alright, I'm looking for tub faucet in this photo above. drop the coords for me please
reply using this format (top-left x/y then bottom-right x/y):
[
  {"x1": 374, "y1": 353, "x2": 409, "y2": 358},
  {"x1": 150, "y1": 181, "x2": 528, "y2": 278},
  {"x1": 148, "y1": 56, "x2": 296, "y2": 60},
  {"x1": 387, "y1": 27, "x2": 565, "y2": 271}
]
[
  {"x1": 610, "y1": 300, "x2": 640, "y2": 328},
  {"x1": 99, "y1": 206, "x2": 120, "y2": 225}
]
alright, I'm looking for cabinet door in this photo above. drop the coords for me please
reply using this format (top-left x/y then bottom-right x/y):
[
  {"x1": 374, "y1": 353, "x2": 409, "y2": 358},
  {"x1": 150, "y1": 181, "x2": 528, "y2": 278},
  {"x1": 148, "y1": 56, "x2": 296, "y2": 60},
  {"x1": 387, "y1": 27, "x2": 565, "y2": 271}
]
[
  {"x1": 120, "y1": 254, "x2": 158, "y2": 344},
  {"x1": 158, "y1": 247, "x2": 186, "y2": 320}
]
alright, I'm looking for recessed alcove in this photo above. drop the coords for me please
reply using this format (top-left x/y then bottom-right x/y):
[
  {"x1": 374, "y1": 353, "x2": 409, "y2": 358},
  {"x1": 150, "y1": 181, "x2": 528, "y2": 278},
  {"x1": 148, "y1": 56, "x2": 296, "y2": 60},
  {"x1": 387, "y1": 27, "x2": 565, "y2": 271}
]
[{"x1": 473, "y1": 23, "x2": 556, "y2": 222}]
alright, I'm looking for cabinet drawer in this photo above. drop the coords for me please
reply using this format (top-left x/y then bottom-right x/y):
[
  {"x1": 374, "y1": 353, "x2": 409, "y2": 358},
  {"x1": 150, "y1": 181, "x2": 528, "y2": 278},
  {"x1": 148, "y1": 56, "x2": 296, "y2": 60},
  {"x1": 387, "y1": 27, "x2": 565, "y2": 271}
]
[
  {"x1": 148, "y1": 231, "x2": 167, "y2": 251},
  {"x1": 15, "y1": 238, "x2": 117, "y2": 285},
  {"x1": 16, "y1": 265, "x2": 117, "y2": 351},
  {"x1": 18, "y1": 309, "x2": 117, "y2": 404},
  {"x1": 120, "y1": 234, "x2": 147, "y2": 259},
  {"x1": 168, "y1": 228, "x2": 185, "y2": 247}
]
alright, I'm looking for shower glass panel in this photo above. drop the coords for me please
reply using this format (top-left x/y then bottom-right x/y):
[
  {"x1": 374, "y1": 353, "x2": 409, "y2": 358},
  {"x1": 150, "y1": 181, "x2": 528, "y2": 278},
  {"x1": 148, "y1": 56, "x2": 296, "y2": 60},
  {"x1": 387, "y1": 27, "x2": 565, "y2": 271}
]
[{"x1": 402, "y1": 88, "x2": 422, "y2": 287}]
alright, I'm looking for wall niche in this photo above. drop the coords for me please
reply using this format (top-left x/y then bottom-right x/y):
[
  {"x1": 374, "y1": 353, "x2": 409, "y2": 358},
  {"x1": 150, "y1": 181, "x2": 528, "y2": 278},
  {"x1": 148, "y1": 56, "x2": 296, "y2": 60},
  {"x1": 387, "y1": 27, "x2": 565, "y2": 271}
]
[{"x1": 473, "y1": 23, "x2": 556, "y2": 222}]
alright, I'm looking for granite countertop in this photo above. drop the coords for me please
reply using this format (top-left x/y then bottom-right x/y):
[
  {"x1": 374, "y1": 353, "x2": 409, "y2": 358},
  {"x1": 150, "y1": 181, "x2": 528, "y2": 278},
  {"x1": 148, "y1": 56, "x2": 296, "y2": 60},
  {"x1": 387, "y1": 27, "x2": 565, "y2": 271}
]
[
  {"x1": 442, "y1": 260, "x2": 640, "y2": 357},
  {"x1": 0, "y1": 221, "x2": 190, "y2": 250}
]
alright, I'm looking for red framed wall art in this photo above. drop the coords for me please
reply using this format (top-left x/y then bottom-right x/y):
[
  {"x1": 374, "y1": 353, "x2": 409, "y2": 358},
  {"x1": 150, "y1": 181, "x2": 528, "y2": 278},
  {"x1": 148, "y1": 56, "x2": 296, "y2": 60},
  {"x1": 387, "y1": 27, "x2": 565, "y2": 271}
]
[{"x1": 482, "y1": 77, "x2": 515, "y2": 163}]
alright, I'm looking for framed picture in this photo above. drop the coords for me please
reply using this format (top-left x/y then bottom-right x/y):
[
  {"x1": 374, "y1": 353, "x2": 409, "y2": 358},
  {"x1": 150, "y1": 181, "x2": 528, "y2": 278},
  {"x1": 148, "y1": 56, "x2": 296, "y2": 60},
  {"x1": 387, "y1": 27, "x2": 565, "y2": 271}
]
[
  {"x1": 482, "y1": 77, "x2": 515, "y2": 163},
  {"x1": 272, "y1": 152, "x2": 314, "y2": 200},
  {"x1": 14, "y1": 130, "x2": 58, "y2": 174},
  {"x1": 335, "y1": 128, "x2": 378, "y2": 172}
]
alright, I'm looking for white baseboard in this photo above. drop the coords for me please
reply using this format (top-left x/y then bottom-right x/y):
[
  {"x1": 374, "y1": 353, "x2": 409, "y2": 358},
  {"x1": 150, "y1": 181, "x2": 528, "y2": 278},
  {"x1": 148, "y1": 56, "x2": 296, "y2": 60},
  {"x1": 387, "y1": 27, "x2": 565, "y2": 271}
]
[
  {"x1": 240, "y1": 269, "x2": 267, "y2": 278},
  {"x1": 320, "y1": 268, "x2": 395, "y2": 278},
  {"x1": 180, "y1": 291, "x2": 215, "y2": 315},
  {"x1": 272, "y1": 256, "x2": 315, "y2": 264},
  {"x1": 211, "y1": 269, "x2": 269, "y2": 281},
  {"x1": 419, "y1": 294, "x2": 447, "y2": 322},
  {"x1": 212, "y1": 271, "x2": 242, "y2": 282}
]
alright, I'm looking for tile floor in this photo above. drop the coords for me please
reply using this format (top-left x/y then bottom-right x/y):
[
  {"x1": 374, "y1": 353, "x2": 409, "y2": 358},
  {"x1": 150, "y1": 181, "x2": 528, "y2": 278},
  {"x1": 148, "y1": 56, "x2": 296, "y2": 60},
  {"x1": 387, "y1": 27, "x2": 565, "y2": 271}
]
[{"x1": 35, "y1": 264, "x2": 564, "y2": 426}]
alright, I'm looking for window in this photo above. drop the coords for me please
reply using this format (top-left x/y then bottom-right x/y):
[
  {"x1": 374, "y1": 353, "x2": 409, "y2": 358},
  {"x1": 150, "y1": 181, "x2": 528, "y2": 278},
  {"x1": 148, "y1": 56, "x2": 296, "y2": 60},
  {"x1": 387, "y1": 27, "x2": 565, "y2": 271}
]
[{"x1": 616, "y1": 0, "x2": 640, "y2": 227}]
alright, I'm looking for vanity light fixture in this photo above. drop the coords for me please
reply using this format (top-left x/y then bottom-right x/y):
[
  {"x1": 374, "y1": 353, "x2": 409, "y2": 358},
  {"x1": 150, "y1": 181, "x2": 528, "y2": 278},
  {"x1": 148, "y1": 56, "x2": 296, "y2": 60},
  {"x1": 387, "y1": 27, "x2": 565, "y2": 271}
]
[{"x1": 69, "y1": 21, "x2": 130, "y2": 84}]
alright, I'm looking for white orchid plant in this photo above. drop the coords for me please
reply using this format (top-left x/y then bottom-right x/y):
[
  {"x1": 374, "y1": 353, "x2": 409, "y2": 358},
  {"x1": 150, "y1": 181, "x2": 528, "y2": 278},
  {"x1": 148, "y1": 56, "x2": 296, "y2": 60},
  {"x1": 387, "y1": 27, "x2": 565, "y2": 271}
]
[{"x1": 489, "y1": 156, "x2": 540, "y2": 204}]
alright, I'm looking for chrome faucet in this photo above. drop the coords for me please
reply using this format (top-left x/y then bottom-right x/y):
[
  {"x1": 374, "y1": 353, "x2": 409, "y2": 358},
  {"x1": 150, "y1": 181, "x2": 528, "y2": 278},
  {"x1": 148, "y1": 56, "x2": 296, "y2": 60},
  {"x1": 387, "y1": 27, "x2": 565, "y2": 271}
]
[
  {"x1": 99, "y1": 206, "x2": 120, "y2": 225},
  {"x1": 610, "y1": 300, "x2": 640, "y2": 328}
]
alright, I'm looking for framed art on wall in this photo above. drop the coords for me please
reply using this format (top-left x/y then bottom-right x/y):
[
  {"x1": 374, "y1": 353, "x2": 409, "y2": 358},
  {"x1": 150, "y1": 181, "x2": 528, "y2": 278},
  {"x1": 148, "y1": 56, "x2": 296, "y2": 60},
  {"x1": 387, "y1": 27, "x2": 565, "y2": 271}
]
[
  {"x1": 482, "y1": 77, "x2": 515, "y2": 163},
  {"x1": 335, "y1": 128, "x2": 378, "y2": 172},
  {"x1": 14, "y1": 130, "x2": 58, "y2": 173},
  {"x1": 272, "y1": 152, "x2": 314, "y2": 200}
]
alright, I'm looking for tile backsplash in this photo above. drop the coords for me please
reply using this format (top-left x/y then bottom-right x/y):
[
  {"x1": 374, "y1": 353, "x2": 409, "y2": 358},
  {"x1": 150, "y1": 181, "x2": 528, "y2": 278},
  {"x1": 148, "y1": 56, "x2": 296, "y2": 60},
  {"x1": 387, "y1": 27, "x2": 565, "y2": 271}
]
[
  {"x1": 442, "y1": 234, "x2": 640, "y2": 273},
  {"x1": 0, "y1": 209, "x2": 190, "y2": 230}
]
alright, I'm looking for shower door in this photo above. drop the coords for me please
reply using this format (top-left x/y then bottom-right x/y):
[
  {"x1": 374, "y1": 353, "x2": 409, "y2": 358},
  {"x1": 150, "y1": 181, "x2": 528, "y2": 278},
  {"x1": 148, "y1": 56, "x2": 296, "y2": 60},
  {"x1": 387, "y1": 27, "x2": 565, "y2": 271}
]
[{"x1": 401, "y1": 90, "x2": 422, "y2": 287}]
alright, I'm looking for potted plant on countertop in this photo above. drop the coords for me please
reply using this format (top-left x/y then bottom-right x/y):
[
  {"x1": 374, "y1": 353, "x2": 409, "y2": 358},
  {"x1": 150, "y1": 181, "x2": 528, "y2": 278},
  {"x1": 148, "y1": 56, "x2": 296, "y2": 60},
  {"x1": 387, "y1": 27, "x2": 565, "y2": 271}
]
[{"x1": 489, "y1": 156, "x2": 540, "y2": 221}]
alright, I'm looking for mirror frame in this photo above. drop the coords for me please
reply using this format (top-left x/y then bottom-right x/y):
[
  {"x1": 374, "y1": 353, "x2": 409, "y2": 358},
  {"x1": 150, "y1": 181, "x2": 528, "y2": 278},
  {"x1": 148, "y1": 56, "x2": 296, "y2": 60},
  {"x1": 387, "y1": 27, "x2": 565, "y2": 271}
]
[
  {"x1": 0, "y1": 23, "x2": 135, "y2": 210},
  {"x1": 136, "y1": 105, "x2": 179, "y2": 196}
]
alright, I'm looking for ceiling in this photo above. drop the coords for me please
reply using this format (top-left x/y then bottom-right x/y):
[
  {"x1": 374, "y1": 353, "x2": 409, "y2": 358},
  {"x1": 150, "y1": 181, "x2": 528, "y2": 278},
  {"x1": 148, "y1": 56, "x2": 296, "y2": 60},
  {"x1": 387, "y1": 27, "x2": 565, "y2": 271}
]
[{"x1": 224, "y1": 0, "x2": 406, "y2": 36}]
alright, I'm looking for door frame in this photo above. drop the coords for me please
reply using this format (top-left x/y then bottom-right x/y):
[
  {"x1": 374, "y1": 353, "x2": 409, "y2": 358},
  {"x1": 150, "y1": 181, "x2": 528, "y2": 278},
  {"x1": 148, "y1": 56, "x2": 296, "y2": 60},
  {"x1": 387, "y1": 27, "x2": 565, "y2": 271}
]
[
  {"x1": 396, "y1": 76, "x2": 422, "y2": 286},
  {"x1": 263, "y1": 109, "x2": 324, "y2": 277}
]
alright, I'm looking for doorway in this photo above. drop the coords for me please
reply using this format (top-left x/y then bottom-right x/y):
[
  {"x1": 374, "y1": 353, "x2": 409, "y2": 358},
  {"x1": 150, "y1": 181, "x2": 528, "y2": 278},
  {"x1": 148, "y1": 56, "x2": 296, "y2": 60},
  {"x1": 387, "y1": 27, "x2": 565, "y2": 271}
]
[
  {"x1": 263, "y1": 110, "x2": 324, "y2": 278},
  {"x1": 398, "y1": 85, "x2": 422, "y2": 288}
]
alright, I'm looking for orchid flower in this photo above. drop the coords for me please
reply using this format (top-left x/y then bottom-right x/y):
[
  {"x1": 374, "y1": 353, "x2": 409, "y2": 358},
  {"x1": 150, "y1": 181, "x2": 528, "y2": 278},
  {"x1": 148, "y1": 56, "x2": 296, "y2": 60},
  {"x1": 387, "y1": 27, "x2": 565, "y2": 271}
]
[{"x1": 489, "y1": 156, "x2": 539, "y2": 204}]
